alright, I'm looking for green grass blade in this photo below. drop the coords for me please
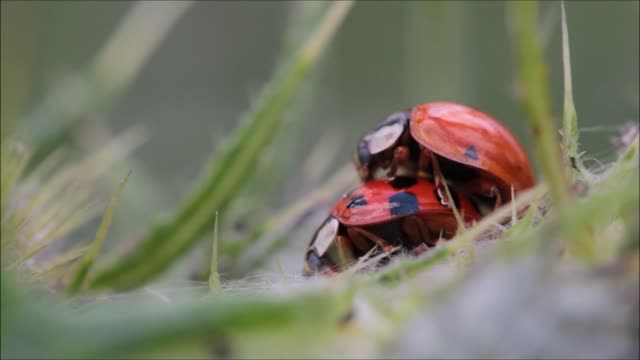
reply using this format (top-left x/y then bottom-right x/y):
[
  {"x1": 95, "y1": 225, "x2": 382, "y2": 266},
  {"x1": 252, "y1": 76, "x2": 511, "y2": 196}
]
[
  {"x1": 370, "y1": 247, "x2": 451, "y2": 287},
  {"x1": 15, "y1": 2, "x2": 186, "y2": 241},
  {"x1": 1, "y1": 270, "x2": 354, "y2": 359},
  {"x1": 31, "y1": 244, "x2": 90, "y2": 278},
  {"x1": 88, "y1": 1, "x2": 355, "y2": 290},
  {"x1": 561, "y1": 1, "x2": 580, "y2": 169},
  {"x1": 229, "y1": 164, "x2": 357, "y2": 276},
  {"x1": 507, "y1": 1, "x2": 570, "y2": 210},
  {"x1": 67, "y1": 172, "x2": 130, "y2": 295},
  {"x1": 19, "y1": 1, "x2": 193, "y2": 168},
  {"x1": 208, "y1": 211, "x2": 222, "y2": 295}
]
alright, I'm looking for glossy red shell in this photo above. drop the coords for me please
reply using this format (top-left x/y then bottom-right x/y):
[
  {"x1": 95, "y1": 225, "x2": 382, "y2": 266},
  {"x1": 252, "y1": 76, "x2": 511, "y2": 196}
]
[
  {"x1": 331, "y1": 177, "x2": 480, "y2": 226},
  {"x1": 410, "y1": 102, "x2": 535, "y2": 195}
]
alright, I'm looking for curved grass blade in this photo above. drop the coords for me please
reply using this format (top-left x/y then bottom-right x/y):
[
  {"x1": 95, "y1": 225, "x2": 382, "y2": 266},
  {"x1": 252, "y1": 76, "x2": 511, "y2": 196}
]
[
  {"x1": 89, "y1": 1, "x2": 355, "y2": 290},
  {"x1": 31, "y1": 244, "x2": 90, "y2": 279},
  {"x1": 67, "y1": 172, "x2": 130, "y2": 295},
  {"x1": 229, "y1": 164, "x2": 357, "y2": 276},
  {"x1": 507, "y1": 2, "x2": 570, "y2": 210},
  {"x1": 20, "y1": 1, "x2": 194, "y2": 169},
  {"x1": 560, "y1": 1, "x2": 594, "y2": 183}
]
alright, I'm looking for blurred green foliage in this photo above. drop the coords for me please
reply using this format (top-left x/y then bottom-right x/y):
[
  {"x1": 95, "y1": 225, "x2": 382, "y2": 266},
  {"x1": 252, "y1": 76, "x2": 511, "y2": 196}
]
[
  {"x1": 1, "y1": 1, "x2": 638, "y2": 359},
  {"x1": 3, "y1": 1, "x2": 637, "y2": 191}
]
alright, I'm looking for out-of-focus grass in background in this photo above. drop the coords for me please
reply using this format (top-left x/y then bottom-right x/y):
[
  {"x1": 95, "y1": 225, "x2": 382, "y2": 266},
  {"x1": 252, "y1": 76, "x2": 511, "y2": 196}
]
[
  {"x1": 4, "y1": 2, "x2": 637, "y2": 197},
  {"x1": 1, "y1": 1, "x2": 638, "y2": 359}
]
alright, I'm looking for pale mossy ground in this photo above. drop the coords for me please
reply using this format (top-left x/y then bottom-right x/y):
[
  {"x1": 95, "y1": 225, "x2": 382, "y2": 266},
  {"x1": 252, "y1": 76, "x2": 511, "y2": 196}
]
[{"x1": 1, "y1": 2, "x2": 638, "y2": 359}]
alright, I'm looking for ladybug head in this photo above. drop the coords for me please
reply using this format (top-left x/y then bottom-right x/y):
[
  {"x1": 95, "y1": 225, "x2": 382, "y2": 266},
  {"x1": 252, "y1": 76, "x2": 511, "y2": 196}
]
[
  {"x1": 353, "y1": 111, "x2": 411, "y2": 181},
  {"x1": 303, "y1": 217, "x2": 340, "y2": 276}
]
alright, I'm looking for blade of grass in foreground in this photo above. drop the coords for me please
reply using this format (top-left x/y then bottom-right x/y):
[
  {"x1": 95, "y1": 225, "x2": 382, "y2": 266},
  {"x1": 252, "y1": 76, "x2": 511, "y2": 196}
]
[
  {"x1": 507, "y1": 2, "x2": 570, "y2": 210},
  {"x1": 67, "y1": 172, "x2": 130, "y2": 295},
  {"x1": 506, "y1": 1, "x2": 602, "y2": 260},
  {"x1": 89, "y1": 1, "x2": 355, "y2": 290},
  {"x1": 1, "y1": 270, "x2": 355, "y2": 359},
  {"x1": 560, "y1": 1, "x2": 580, "y2": 174}
]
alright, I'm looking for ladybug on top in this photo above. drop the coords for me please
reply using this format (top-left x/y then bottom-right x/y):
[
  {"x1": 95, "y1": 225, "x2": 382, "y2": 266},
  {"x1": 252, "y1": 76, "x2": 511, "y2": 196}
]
[{"x1": 353, "y1": 101, "x2": 535, "y2": 212}]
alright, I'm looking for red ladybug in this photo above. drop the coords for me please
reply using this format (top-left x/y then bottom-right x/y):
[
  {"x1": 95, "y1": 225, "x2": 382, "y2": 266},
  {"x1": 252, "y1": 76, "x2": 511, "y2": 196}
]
[
  {"x1": 303, "y1": 176, "x2": 481, "y2": 276},
  {"x1": 353, "y1": 102, "x2": 535, "y2": 210}
]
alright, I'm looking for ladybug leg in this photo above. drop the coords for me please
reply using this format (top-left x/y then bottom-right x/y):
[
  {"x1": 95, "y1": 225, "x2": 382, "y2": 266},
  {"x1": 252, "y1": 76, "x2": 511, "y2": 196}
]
[
  {"x1": 418, "y1": 149, "x2": 432, "y2": 177},
  {"x1": 410, "y1": 243, "x2": 430, "y2": 256},
  {"x1": 388, "y1": 145, "x2": 410, "y2": 178},
  {"x1": 430, "y1": 152, "x2": 459, "y2": 211},
  {"x1": 491, "y1": 186, "x2": 503, "y2": 209},
  {"x1": 346, "y1": 228, "x2": 374, "y2": 254},
  {"x1": 430, "y1": 151, "x2": 444, "y2": 188},
  {"x1": 347, "y1": 227, "x2": 394, "y2": 254},
  {"x1": 401, "y1": 215, "x2": 434, "y2": 249},
  {"x1": 463, "y1": 178, "x2": 503, "y2": 210}
]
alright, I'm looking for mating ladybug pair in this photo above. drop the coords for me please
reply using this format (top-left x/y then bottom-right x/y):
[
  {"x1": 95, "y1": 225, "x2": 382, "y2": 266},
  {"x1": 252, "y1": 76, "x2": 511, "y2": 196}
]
[{"x1": 304, "y1": 102, "x2": 535, "y2": 276}]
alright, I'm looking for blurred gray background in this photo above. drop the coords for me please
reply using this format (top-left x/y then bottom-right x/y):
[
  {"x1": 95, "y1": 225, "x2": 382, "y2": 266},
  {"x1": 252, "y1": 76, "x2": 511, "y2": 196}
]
[{"x1": 2, "y1": 1, "x2": 638, "y2": 232}]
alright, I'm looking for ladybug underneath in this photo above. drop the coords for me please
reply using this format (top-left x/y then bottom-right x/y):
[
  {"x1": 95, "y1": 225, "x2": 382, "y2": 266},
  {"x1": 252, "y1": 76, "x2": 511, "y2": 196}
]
[
  {"x1": 353, "y1": 102, "x2": 535, "y2": 211},
  {"x1": 303, "y1": 176, "x2": 481, "y2": 276}
]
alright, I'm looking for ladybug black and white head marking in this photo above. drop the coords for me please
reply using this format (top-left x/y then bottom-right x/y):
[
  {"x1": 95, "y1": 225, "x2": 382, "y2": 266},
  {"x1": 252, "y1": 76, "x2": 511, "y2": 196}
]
[
  {"x1": 304, "y1": 216, "x2": 340, "y2": 276},
  {"x1": 309, "y1": 216, "x2": 340, "y2": 258},
  {"x1": 354, "y1": 111, "x2": 411, "y2": 179},
  {"x1": 366, "y1": 112, "x2": 409, "y2": 154}
]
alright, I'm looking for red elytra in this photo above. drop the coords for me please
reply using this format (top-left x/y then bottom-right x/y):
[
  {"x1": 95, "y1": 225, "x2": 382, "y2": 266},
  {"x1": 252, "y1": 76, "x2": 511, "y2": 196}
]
[
  {"x1": 303, "y1": 176, "x2": 480, "y2": 276},
  {"x1": 353, "y1": 102, "x2": 535, "y2": 209},
  {"x1": 410, "y1": 102, "x2": 535, "y2": 203}
]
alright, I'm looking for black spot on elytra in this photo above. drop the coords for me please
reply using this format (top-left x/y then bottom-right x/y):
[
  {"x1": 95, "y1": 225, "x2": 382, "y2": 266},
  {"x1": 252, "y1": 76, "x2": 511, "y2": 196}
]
[
  {"x1": 464, "y1": 145, "x2": 478, "y2": 160},
  {"x1": 389, "y1": 192, "x2": 419, "y2": 216},
  {"x1": 346, "y1": 194, "x2": 367, "y2": 208},
  {"x1": 388, "y1": 176, "x2": 418, "y2": 189}
]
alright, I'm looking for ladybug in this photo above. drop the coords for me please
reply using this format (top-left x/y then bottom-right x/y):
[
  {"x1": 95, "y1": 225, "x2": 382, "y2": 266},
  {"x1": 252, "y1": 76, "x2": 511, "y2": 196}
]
[
  {"x1": 353, "y1": 102, "x2": 535, "y2": 210},
  {"x1": 303, "y1": 176, "x2": 481, "y2": 276}
]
